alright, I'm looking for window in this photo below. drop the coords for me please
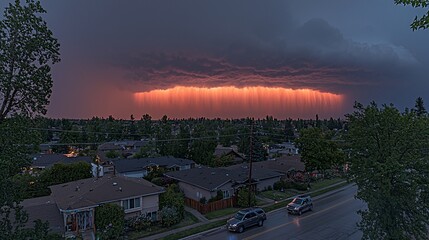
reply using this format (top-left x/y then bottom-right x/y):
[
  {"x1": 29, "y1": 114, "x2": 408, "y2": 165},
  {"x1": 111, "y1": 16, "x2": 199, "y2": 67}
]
[
  {"x1": 223, "y1": 190, "x2": 230, "y2": 199},
  {"x1": 122, "y1": 197, "x2": 141, "y2": 210}
]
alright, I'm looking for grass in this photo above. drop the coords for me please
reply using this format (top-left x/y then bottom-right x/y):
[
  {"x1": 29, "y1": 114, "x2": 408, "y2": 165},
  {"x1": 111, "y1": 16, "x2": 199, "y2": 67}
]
[
  {"x1": 310, "y1": 178, "x2": 345, "y2": 191},
  {"x1": 259, "y1": 190, "x2": 297, "y2": 201},
  {"x1": 161, "y1": 219, "x2": 226, "y2": 240},
  {"x1": 128, "y1": 211, "x2": 200, "y2": 239},
  {"x1": 204, "y1": 207, "x2": 239, "y2": 220}
]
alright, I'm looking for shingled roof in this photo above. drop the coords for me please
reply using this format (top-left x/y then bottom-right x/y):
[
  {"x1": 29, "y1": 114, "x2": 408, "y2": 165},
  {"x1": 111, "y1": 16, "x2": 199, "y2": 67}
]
[
  {"x1": 49, "y1": 176, "x2": 164, "y2": 211},
  {"x1": 165, "y1": 166, "x2": 232, "y2": 191},
  {"x1": 112, "y1": 157, "x2": 195, "y2": 173},
  {"x1": 165, "y1": 165, "x2": 283, "y2": 191}
]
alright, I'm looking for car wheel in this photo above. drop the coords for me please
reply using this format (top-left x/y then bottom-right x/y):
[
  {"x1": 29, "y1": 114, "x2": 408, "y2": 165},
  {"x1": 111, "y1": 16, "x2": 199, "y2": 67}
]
[
  {"x1": 238, "y1": 226, "x2": 244, "y2": 233},
  {"x1": 310, "y1": 204, "x2": 313, "y2": 211},
  {"x1": 258, "y1": 220, "x2": 264, "y2": 227}
]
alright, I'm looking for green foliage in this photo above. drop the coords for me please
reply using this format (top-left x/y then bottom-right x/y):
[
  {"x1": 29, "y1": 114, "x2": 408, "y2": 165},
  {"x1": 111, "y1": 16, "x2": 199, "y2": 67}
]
[
  {"x1": 95, "y1": 203, "x2": 125, "y2": 240},
  {"x1": 273, "y1": 180, "x2": 307, "y2": 191},
  {"x1": 394, "y1": 0, "x2": 429, "y2": 30},
  {"x1": 237, "y1": 188, "x2": 256, "y2": 207},
  {"x1": 160, "y1": 206, "x2": 182, "y2": 227},
  {"x1": 211, "y1": 154, "x2": 234, "y2": 167},
  {"x1": 208, "y1": 190, "x2": 223, "y2": 202},
  {"x1": 159, "y1": 184, "x2": 185, "y2": 220},
  {"x1": 0, "y1": 0, "x2": 60, "y2": 121},
  {"x1": 105, "y1": 150, "x2": 120, "y2": 159},
  {"x1": 144, "y1": 168, "x2": 165, "y2": 182},
  {"x1": 125, "y1": 214, "x2": 152, "y2": 231},
  {"x1": 295, "y1": 127, "x2": 345, "y2": 173},
  {"x1": 14, "y1": 161, "x2": 92, "y2": 199},
  {"x1": 413, "y1": 97, "x2": 427, "y2": 117},
  {"x1": 347, "y1": 102, "x2": 429, "y2": 240}
]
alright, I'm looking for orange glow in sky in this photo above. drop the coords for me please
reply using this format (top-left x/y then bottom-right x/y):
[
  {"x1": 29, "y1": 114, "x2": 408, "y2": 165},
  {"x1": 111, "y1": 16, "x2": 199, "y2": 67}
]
[{"x1": 134, "y1": 86, "x2": 344, "y2": 119}]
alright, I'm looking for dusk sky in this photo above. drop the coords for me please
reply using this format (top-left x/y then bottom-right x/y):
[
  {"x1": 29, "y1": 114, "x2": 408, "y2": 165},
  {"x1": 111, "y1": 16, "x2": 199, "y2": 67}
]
[{"x1": 2, "y1": 0, "x2": 428, "y2": 119}]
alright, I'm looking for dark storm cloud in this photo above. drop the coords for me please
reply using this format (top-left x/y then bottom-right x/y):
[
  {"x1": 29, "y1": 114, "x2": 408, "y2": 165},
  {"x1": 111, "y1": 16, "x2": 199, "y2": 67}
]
[
  {"x1": 2, "y1": 0, "x2": 426, "y2": 118},
  {"x1": 110, "y1": 17, "x2": 417, "y2": 95}
]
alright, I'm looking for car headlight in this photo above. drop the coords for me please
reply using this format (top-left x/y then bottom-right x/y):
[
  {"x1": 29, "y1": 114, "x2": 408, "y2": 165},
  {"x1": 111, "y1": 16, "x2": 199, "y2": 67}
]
[
  {"x1": 294, "y1": 207, "x2": 299, "y2": 210},
  {"x1": 232, "y1": 224, "x2": 237, "y2": 227}
]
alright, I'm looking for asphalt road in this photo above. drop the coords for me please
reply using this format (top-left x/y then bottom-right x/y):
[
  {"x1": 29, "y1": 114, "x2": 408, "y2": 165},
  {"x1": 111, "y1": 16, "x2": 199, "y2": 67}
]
[{"x1": 184, "y1": 185, "x2": 365, "y2": 240}]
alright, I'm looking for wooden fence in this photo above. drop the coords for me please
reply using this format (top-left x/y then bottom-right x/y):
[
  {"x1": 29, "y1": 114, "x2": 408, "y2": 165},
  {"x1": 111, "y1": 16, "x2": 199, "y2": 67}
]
[{"x1": 185, "y1": 196, "x2": 237, "y2": 214}]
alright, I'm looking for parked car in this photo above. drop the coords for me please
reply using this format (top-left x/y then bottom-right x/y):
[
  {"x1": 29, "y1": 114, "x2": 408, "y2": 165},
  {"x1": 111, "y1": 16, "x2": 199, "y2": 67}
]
[
  {"x1": 226, "y1": 208, "x2": 266, "y2": 233},
  {"x1": 286, "y1": 195, "x2": 313, "y2": 215}
]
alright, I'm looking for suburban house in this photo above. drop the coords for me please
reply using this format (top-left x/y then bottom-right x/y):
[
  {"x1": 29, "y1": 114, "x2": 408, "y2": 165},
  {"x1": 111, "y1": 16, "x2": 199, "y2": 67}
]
[
  {"x1": 268, "y1": 142, "x2": 299, "y2": 157},
  {"x1": 165, "y1": 165, "x2": 283, "y2": 212},
  {"x1": 29, "y1": 153, "x2": 92, "y2": 172},
  {"x1": 98, "y1": 140, "x2": 149, "y2": 159},
  {"x1": 165, "y1": 167, "x2": 235, "y2": 202},
  {"x1": 110, "y1": 156, "x2": 196, "y2": 178},
  {"x1": 22, "y1": 176, "x2": 164, "y2": 238},
  {"x1": 223, "y1": 163, "x2": 285, "y2": 191},
  {"x1": 251, "y1": 155, "x2": 306, "y2": 179},
  {"x1": 213, "y1": 145, "x2": 246, "y2": 165}
]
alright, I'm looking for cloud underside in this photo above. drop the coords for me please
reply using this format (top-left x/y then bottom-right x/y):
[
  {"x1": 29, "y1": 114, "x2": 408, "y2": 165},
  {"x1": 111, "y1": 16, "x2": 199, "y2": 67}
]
[{"x1": 112, "y1": 18, "x2": 415, "y2": 94}]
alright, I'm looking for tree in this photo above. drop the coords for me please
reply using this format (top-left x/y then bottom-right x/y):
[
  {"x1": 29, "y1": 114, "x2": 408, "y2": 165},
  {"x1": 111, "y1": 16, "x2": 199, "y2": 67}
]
[
  {"x1": 295, "y1": 127, "x2": 344, "y2": 173},
  {"x1": 414, "y1": 97, "x2": 427, "y2": 116},
  {"x1": 237, "y1": 188, "x2": 256, "y2": 207},
  {"x1": 347, "y1": 102, "x2": 429, "y2": 240},
  {"x1": 95, "y1": 203, "x2": 125, "y2": 240},
  {"x1": 0, "y1": 0, "x2": 60, "y2": 122},
  {"x1": 0, "y1": 117, "x2": 54, "y2": 240},
  {"x1": 394, "y1": 0, "x2": 429, "y2": 30},
  {"x1": 159, "y1": 184, "x2": 185, "y2": 220}
]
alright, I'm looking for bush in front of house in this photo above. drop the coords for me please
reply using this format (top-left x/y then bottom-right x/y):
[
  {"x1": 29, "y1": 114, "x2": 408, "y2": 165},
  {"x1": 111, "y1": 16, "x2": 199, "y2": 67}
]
[
  {"x1": 95, "y1": 203, "x2": 125, "y2": 239},
  {"x1": 160, "y1": 206, "x2": 181, "y2": 227},
  {"x1": 273, "y1": 180, "x2": 307, "y2": 191},
  {"x1": 208, "y1": 190, "x2": 223, "y2": 203},
  {"x1": 125, "y1": 213, "x2": 153, "y2": 232}
]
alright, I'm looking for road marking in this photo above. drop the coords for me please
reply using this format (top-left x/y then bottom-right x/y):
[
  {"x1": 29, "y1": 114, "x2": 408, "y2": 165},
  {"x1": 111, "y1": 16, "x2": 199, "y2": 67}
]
[{"x1": 243, "y1": 197, "x2": 354, "y2": 240}]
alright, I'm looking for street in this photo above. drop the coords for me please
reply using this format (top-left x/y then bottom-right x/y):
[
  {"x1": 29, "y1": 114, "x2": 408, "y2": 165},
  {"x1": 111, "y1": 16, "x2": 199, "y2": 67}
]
[{"x1": 183, "y1": 185, "x2": 365, "y2": 240}]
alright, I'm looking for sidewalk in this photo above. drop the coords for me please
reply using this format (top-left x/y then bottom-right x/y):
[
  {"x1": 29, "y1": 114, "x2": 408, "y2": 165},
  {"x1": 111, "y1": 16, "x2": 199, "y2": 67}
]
[
  {"x1": 143, "y1": 181, "x2": 351, "y2": 240},
  {"x1": 184, "y1": 206, "x2": 209, "y2": 222}
]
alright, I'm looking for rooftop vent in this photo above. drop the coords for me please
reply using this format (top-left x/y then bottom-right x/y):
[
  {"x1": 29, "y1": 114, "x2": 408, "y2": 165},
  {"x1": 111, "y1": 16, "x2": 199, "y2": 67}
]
[
  {"x1": 113, "y1": 182, "x2": 118, "y2": 186},
  {"x1": 211, "y1": 172, "x2": 215, "y2": 175}
]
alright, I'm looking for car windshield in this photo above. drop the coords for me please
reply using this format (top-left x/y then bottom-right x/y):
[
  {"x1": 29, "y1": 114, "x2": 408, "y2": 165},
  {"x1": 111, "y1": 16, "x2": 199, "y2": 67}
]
[
  {"x1": 292, "y1": 198, "x2": 303, "y2": 205},
  {"x1": 234, "y1": 212, "x2": 245, "y2": 220}
]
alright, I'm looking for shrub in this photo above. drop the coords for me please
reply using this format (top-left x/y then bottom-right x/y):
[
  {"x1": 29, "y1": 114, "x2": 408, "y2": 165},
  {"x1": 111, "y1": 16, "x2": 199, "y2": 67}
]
[
  {"x1": 199, "y1": 197, "x2": 207, "y2": 204},
  {"x1": 160, "y1": 206, "x2": 181, "y2": 227}
]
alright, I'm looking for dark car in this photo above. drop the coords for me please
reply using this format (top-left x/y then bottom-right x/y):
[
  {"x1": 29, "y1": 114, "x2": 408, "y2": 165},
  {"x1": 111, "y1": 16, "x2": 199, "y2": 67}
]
[
  {"x1": 286, "y1": 195, "x2": 313, "y2": 215},
  {"x1": 226, "y1": 208, "x2": 266, "y2": 233}
]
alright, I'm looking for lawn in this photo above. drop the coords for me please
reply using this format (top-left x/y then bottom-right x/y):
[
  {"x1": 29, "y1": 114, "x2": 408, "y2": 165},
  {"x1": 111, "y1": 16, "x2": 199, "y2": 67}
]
[
  {"x1": 128, "y1": 211, "x2": 200, "y2": 239},
  {"x1": 204, "y1": 207, "x2": 239, "y2": 220},
  {"x1": 259, "y1": 189, "x2": 298, "y2": 201},
  {"x1": 258, "y1": 178, "x2": 345, "y2": 202},
  {"x1": 161, "y1": 219, "x2": 226, "y2": 240}
]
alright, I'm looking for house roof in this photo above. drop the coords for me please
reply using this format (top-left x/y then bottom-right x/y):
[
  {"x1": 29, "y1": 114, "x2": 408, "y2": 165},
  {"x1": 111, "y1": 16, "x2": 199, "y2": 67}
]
[
  {"x1": 112, "y1": 157, "x2": 195, "y2": 173},
  {"x1": 214, "y1": 146, "x2": 246, "y2": 160},
  {"x1": 21, "y1": 196, "x2": 64, "y2": 233},
  {"x1": 49, "y1": 176, "x2": 164, "y2": 211},
  {"x1": 31, "y1": 153, "x2": 92, "y2": 168},
  {"x1": 251, "y1": 155, "x2": 305, "y2": 173},
  {"x1": 165, "y1": 165, "x2": 283, "y2": 191},
  {"x1": 223, "y1": 163, "x2": 285, "y2": 182},
  {"x1": 164, "y1": 166, "x2": 232, "y2": 191}
]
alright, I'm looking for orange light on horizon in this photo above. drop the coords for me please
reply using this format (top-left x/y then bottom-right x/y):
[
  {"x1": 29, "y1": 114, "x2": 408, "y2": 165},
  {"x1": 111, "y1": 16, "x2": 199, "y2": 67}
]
[{"x1": 134, "y1": 86, "x2": 344, "y2": 119}]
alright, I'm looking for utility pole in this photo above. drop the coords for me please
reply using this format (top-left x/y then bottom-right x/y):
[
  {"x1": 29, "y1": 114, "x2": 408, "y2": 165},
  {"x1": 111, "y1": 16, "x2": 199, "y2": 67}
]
[{"x1": 247, "y1": 120, "x2": 254, "y2": 207}]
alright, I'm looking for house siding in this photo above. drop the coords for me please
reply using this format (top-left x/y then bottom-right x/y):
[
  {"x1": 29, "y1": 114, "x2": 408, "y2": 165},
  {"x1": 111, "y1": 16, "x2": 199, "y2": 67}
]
[
  {"x1": 178, "y1": 182, "x2": 234, "y2": 202},
  {"x1": 255, "y1": 176, "x2": 282, "y2": 191}
]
